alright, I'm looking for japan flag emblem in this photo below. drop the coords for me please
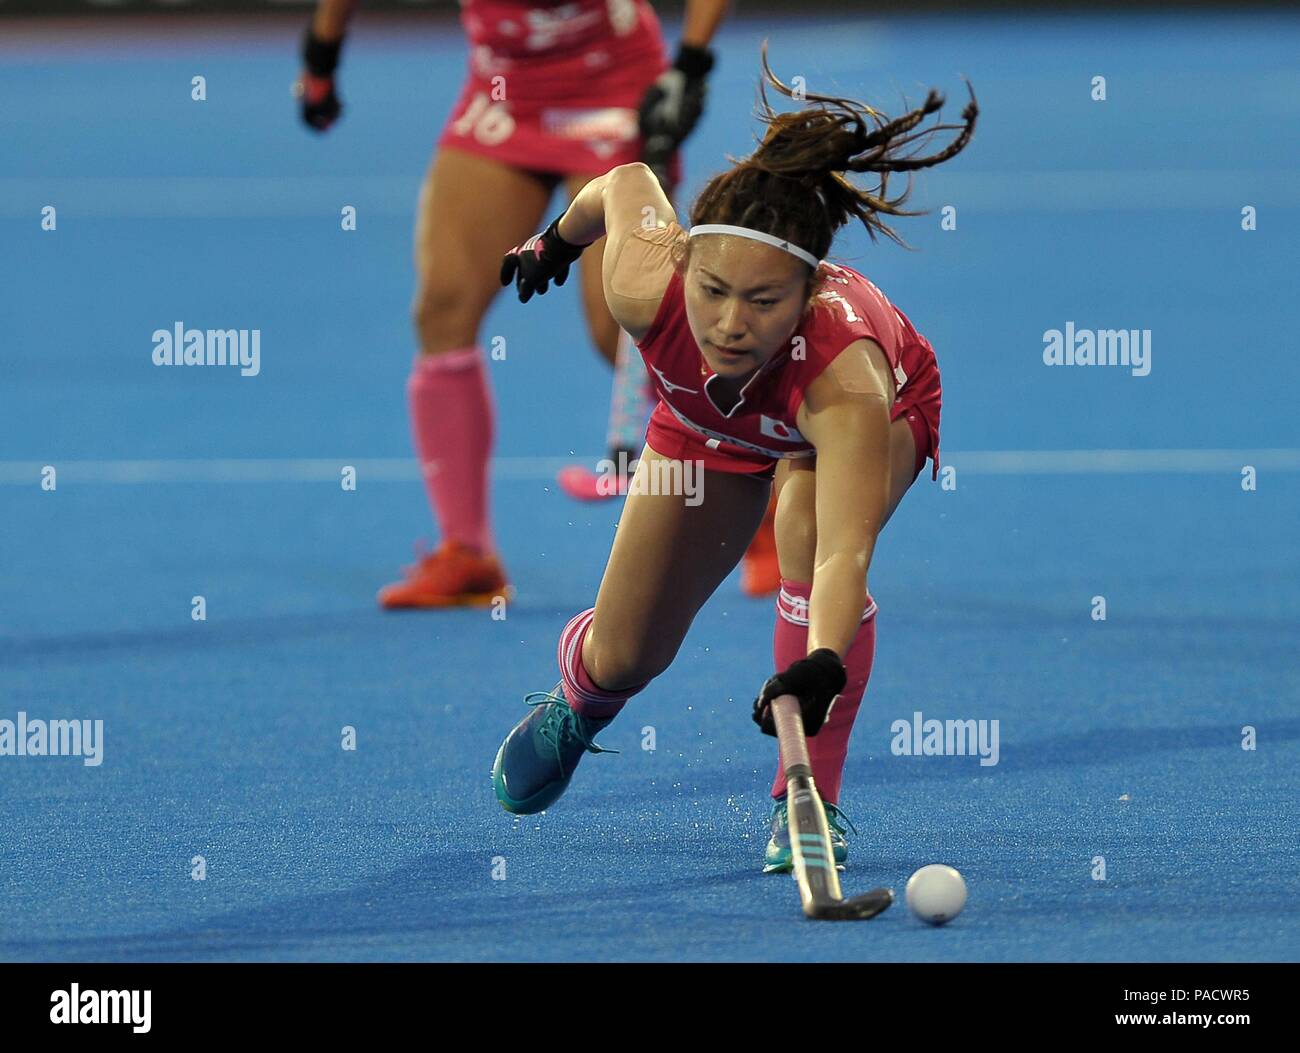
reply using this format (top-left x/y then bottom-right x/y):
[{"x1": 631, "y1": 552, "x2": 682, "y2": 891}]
[{"x1": 760, "y1": 416, "x2": 804, "y2": 442}]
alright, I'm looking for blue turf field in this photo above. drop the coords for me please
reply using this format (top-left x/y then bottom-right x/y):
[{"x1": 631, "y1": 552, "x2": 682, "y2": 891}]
[{"x1": 1, "y1": 9, "x2": 1298, "y2": 961}]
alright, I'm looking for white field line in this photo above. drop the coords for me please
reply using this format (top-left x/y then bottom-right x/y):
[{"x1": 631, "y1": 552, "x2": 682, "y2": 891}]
[{"x1": 1, "y1": 449, "x2": 1297, "y2": 485}]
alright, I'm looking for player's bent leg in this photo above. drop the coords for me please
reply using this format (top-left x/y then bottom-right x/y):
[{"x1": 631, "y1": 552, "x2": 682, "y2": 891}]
[
  {"x1": 413, "y1": 148, "x2": 556, "y2": 356},
  {"x1": 773, "y1": 415, "x2": 920, "y2": 585},
  {"x1": 763, "y1": 418, "x2": 919, "y2": 872},
  {"x1": 381, "y1": 149, "x2": 555, "y2": 609},
  {"x1": 582, "y1": 446, "x2": 772, "y2": 690},
  {"x1": 493, "y1": 446, "x2": 772, "y2": 814}
]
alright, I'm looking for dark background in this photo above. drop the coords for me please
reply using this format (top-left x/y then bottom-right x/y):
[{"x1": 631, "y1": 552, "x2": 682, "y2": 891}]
[{"x1": 2, "y1": 0, "x2": 1296, "y2": 15}]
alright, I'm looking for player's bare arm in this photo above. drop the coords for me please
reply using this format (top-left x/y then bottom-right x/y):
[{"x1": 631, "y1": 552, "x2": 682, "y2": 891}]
[
  {"x1": 681, "y1": 0, "x2": 732, "y2": 48},
  {"x1": 296, "y1": 0, "x2": 359, "y2": 130},
  {"x1": 558, "y1": 162, "x2": 680, "y2": 340},
  {"x1": 796, "y1": 338, "x2": 896, "y2": 658},
  {"x1": 310, "y1": 0, "x2": 359, "y2": 41}
]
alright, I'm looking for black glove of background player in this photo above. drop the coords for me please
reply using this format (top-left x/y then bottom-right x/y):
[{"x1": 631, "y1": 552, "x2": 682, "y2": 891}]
[
  {"x1": 296, "y1": 30, "x2": 344, "y2": 132},
  {"x1": 638, "y1": 43, "x2": 714, "y2": 191}
]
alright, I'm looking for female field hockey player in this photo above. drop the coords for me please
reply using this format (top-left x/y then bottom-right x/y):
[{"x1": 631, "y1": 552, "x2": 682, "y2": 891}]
[
  {"x1": 295, "y1": 0, "x2": 741, "y2": 607},
  {"x1": 492, "y1": 52, "x2": 976, "y2": 871}
]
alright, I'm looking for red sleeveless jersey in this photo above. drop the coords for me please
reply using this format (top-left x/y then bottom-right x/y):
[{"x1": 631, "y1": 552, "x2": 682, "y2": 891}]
[
  {"x1": 445, "y1": 0, "x2": 669, "y2": 171},
  {"x1": 637, "y1": 262, "x2": 935, "y2": 470},
  {"x1": 459, "y1": 0, "x2": 659, "y2": 65}
]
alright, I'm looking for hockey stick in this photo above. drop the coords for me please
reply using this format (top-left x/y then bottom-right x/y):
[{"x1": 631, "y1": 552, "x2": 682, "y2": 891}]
[{"x1": 772, "y1": 694, "x2": 894, "y2": 921}]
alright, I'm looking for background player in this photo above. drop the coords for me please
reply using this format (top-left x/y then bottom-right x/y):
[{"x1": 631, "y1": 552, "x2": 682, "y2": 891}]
[
  {"x1": 296, "y1": 0, "x2": 730, "y2": 607},
  {"x1": 492, "y1": 50, "x2": 975, "y2": 871}
]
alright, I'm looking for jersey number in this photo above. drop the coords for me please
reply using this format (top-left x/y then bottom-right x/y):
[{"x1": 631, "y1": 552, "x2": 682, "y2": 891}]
[
  {"x1": 822, "y1": 290, "x2": 862, "y2": 323},
  {"x1": 451, "y1": 94, "x2": 516, "y2": 147}
]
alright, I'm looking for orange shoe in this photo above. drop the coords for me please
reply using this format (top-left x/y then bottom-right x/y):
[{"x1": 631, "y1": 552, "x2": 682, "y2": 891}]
[
  {"x1": 378, "y1": 540, "x2": 512, "y2": 609},
  {"x1": 741, "y1": 502, "x2": 781, "y2": 598}
]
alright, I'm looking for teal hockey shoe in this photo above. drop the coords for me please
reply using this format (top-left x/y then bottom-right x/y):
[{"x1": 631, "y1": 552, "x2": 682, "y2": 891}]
[
  {"x1": 762, "y1": 795, "x2": 856, "y2": 874},
  {"x1": 492, "y1": 685, "x2": 617, "y2": 815}
]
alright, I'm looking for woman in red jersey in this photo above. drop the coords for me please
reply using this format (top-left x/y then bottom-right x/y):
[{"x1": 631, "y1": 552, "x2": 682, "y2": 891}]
[
  {"x1": 295, "y1": 0, "x2": 731, "y2": 607},
  {"x1": 492, "y1": 51, "x2": 976, "y2": 873}
]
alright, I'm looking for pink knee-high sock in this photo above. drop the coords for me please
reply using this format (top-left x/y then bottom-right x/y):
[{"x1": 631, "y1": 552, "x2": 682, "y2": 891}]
[
  {"x1": 407, "y1": 348, "x2": 494, "y2": 554},
  {"x1": 769, "y1": 579, "x2": 877, "y2": 805},
  {"x1": 557, "y1": 608, "x2": 649, "y2": 721}
]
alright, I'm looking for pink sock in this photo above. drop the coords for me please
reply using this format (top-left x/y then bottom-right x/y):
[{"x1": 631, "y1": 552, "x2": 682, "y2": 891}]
[
  {"x1": 769, "y1": 579, "x2": 877, "y2": 804},
  {"x1": 407, "y1": 348, "x2": 494, "y2": 554},
  {"x1": 557, "y1": 608, "x2": 648, "y2": 721}
]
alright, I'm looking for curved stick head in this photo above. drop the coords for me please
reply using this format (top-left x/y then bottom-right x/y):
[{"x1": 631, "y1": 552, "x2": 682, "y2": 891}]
[{"x1": 809, "y1": 886, "x2": 894, "y2": 921}]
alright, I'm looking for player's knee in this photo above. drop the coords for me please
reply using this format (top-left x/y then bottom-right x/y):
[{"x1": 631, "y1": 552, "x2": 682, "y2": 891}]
[
  {"x1": 775, "y1": 503, "x2": 817, "y2": 583},
  {"x1": 412, "y1": 281, "x2": 481, "y2": 353}
]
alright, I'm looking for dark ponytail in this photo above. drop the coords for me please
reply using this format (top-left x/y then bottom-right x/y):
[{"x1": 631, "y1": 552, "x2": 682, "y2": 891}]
[{"x1": 687, "y1": 42, "x2": 977, "y2": 268}]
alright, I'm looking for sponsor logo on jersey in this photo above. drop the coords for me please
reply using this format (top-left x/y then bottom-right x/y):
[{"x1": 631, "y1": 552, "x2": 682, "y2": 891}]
[
  {"x1": 520, "y1": 5, "x2": 606, "y2": 52},
  {"x1": 541, "y1": 107, "x2": 638, "y2": 142}
]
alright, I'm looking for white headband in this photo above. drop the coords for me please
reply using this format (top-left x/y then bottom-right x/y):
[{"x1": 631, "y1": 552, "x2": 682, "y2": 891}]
[{"x1": 688, "y1": 224, "x2": 822, "y2": 270}]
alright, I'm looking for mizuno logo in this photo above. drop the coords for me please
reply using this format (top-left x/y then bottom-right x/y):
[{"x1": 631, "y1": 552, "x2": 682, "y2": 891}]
[{"x1": 651, "y1": 364, "x2": 698, "y2": 395}]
